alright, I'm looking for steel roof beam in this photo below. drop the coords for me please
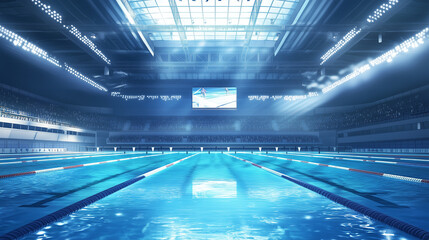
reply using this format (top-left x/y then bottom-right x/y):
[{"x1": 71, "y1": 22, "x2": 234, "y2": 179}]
[
  {"x1": 241, "y1": 0, "x2": 262, "y2": 61},
  {"x1": 116, "y1": 0, "x2": 155, "y2": 56},
  {"x1": 168, "y1": 0, "x2": 190, "y2": 60}
]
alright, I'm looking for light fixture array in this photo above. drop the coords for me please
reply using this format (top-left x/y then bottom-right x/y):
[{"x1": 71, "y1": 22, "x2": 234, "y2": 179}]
[
  {"x1": 320, "y1": 0, "x2": 401, "y2": 65},
  {"x1": 31, "y1": 0, "x2": 62, "y2": 23},
  {"x1": 367, "y1": 0, "x2": 399, "y2": 23},
  {"x1": 65, "y1": 25, "x2": 111, "y2": 65},
  {"x1": 320, "y1": 27, "x2": 362, "y2": 65},
  {"x1": 30, "y1": 0, "x2": 111, "y2": 65},
  {"x1": 0, "y1": 25, "x2": 107, "y2": 92},
  {"x1": 369, "y1": 28, "x2": 428, "y2": 66},
  {"x1": 322, "y1": 27, "x2": 429, "y2": 94},
  {"x1": 64, "y1": 64, "x2": 107, "y2": 92},
  {"x1": 0, "y1": 25, "x2": 61, "y2": 67},
  {"x1": 322, "y1": 64, "x2": 371, "y2": 94}
]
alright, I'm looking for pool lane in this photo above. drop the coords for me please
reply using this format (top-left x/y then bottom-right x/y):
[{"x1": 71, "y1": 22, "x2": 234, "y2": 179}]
[
  {"x1": 21, "y1": 153, "x2": 416, "y2": 240},
  {"x1": 0, "y1": 152, "x2": 119, "y2": 162},
  {"x1": 324, "y1": 152, "x2": 429, "y2": 160},
  {"x1": 238, "y1": 153, "x2": 429, "y2": 231},
  {"x1": 290, "y1": 152, "x2": 429, "y2": 165},
  {"x1": 0, "y1": 153, "x2": 186, "y2": 236},
  {"x1": 0, "y1": 152, "x2": 149, "y2": 176},
  {"x1": 0, "y1": 152, "x2": 78, "y2": 160},
  {"x1": 265, "y1": 152, "x2": 429, "y2": 180},
  {"x1": 0, "y1": 152, "x2": 125, "y2": 164}
]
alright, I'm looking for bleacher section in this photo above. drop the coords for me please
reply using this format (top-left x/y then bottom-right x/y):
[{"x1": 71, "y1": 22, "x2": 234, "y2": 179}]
[{"x1": 0, "y1": 85, "x2": 428, "y2": 151}]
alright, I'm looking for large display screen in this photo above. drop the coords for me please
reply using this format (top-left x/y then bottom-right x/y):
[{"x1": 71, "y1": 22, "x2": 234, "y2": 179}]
[{"x1": 192, "y1": 87, "x2": 237, "y2": 109}]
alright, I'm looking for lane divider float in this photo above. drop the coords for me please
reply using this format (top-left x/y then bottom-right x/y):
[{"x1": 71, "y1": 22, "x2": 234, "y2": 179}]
[
  {"x1": 0, "y1": 152, "x2": 139, "y2": 165},
  {"x1": 268, "y1": 152, "x2": 429, "y2": 168},
  {"x1": 0, "y1": 153, "x2": 198, "y2": 240},
  {"x1": 0, "y1": 152, "x2": 123, "y2": 162},
  {"x1": 225, "y1": 153, "x2": 429, "y2": 240},
  {"x1": 0, "y1": 152, "x2": 82, "y2": 160},
  {"x1": 305, "y1": 152, "x2": 429, "y2": 161},
  {"x1": 256, "y1": 154, "x2": 429, "y2": 184},
  {"x1": 0, "y1": 153, "x2": 172, "y2": 179},
  {"x1": 339, "y1": 152, "x2": 429, "y2": 159}
]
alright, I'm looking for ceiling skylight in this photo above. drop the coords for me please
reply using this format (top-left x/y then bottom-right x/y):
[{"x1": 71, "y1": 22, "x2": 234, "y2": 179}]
[{"x1": 124, "y1": 0, "x2": 300, "y2": 41}]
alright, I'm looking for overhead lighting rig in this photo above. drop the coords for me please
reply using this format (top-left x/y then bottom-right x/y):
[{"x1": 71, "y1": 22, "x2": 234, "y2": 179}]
[
  {"x1": 320, "y1": 0, "x2": 402, "y2": 65},
  {"x1": 0, "y1": 25, "x2": 107, "y2": 92},
  {"x1": 322, "y1": 28, "x2": 429, "y2": 94},
  {"x1": 30, "y1": 0, "x2": 111, "y2": 65}
]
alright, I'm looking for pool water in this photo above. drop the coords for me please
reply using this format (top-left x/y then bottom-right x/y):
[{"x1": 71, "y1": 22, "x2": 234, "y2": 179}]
[{"x1": 0, "y1": 151, "x2": 428, "y2": 239}]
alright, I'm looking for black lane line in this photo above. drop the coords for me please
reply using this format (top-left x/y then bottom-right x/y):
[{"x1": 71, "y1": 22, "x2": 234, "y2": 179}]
[
  {"x1": 20, "y1": 160, "x2": 163, "y2": 208},
  {"x1": 221, "y1": 154, "x2": 249, "y2": 198},
  {"x1": 255, "y1": 159, "x2": 409, "y2": 208}
]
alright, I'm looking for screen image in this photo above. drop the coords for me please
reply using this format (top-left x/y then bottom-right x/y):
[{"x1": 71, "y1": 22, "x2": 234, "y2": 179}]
[{"x1": 192, "y1": 87, "x2": 237, "y2": 109}]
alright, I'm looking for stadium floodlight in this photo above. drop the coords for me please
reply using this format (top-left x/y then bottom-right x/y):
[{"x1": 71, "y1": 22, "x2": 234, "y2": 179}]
[
  {"x1": 367, "y1": 0, "x2": 399, "y2": 23},
  {"x1": 0, "y1": 25, "x2": 61, "y2": 67},
  {"x1": 65, "y1": 25, "x2": 111, "y2": 65},
  {"x1": 320, "y1": 0, "x2": 401, "y2": 65},
  {"x1": 0, "y1": 25, "x2": 107, "y2": 92},
  {"x1": 30, "y1": 0, "x2": 111, "y2": 65},
  {"x1": 64, "y1": 64, "x2": 107, "y2": 92},
  {"x1": 322, "y1": 27, "x2": 429, "y2": 94},
  {"x1": 320, "y1": 27, "x2": 362, "y2": 65},
  {"x1": 30, "y1": 0, "x2": 62, "y2": 23}
]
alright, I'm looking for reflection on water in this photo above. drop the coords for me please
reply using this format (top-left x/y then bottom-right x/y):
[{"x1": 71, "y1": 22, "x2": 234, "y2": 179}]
[
  {"x1": 18, "y1": 155, "x2": 417, "y2": 240},
  {"x1": 192, "y1": 180, "x2": 237, "y2": 199}
]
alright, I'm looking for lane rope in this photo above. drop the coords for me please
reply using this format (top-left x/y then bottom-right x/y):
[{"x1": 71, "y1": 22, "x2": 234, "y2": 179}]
[
  {"x1": 0, "y1": 152, "x2": 82, "y2": 160},
  {"x1": 225, "y1": 153, "x2": 429, "y2": 240},
  {"x1": 0, "y1": 153, "x2": 198, "y2": 240},
  {"x1": 256, "y1": 153, "x2": 429, "y2": 184},
  {"x1": 335, "y1": 152, "x2": 429, "y2": 159},
  {"x1": 0, "y1": 153, "x2": 172, "y2": 179},
  {"x1": 0, "y1": 152, "x2": 139, "y2": 165},
  {"x1": 0, "y1": 152, "x2": 126, "y2": 162},
  {"x1": 292, "y1": 152, "x2": 429, "y2": 162},
  {"x1": 268, "y1": 152, "x2": 429, "y2": 168}
]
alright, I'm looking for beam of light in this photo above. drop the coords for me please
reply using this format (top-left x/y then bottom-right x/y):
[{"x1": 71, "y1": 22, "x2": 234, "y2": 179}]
[
  {"x1": 274, "y1": 0, "x2": 310, "y2": 56},
  {"x1": 116, "y1": 0, "x2": 155, "y2": 56}
]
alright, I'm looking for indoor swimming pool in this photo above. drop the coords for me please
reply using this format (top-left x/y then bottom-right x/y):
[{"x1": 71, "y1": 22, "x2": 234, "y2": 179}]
[{"x1": 0, "y1": 151, "x2": 428, "y2": 239}]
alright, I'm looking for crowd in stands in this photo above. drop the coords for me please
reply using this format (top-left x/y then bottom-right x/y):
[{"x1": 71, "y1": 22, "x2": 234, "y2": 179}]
[
  {"x1": 0, "y1": 87, "x2": 122, "y2": 130},
  {"x1": 1, "y1": 85, "x2": 429, "y2": 132},
  {"x1": 108, "y1": 135, "x2": 320, "y2": 144},
  {"x1": 306, "y1": 90, "x2": 429, "y2": 130}
]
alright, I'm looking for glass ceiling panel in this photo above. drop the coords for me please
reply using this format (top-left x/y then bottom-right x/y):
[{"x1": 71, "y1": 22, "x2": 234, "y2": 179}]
[{"x1": 127, "y1": 0, "x2": 300, "y2": 41}]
